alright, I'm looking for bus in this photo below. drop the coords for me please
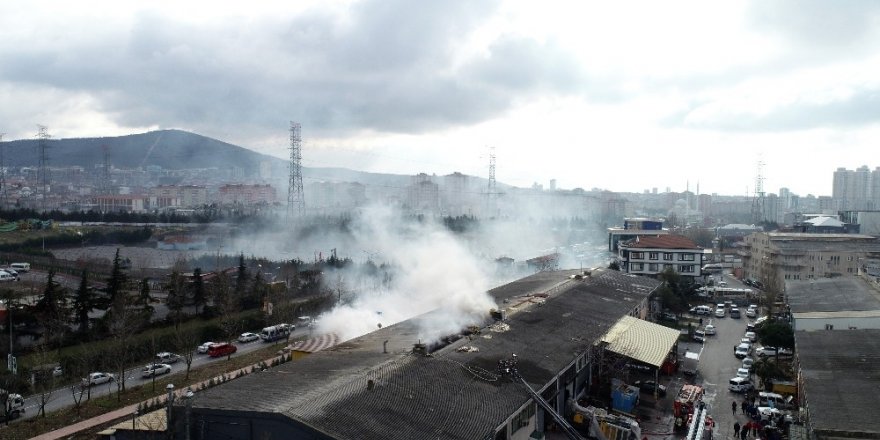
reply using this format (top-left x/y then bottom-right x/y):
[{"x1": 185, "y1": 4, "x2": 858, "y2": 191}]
[
  {"x1": 260, "y1": 324, "x2": 292, "y2": 342},
  {"x1": 709, "y1": 287, "x2": 754, "y2": 303}
]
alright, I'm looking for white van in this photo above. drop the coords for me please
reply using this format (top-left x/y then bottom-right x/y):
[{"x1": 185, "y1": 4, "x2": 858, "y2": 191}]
[
  {"x1": 0, "y1": 271, "x2": 16, "y2": 282},
  {"x1": 10, "y1": 262, "x2": 30, "y2": 273},
  {"x1": 729, "y1": 377, "x2": 754, "y2": 393}
]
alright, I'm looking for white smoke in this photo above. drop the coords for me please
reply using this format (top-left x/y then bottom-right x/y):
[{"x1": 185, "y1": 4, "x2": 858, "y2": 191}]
[{"x1": 315, "y1": 205, "x2": 497, "y2": 342}]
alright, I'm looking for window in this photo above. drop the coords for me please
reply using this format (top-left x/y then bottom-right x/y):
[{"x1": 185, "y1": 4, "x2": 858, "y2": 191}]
[
  {"x1": 825, "y1": 324, "x2": 834, "y2": 330},
  {"x1": 631, "y1": 252, "x2": 644, "y2": 260},
  {"x1": 649, "y1": 252, "x2": 659, "y2": 260},
  {"x1": 663, "y1": 253, "x2": 673, "y2": 261},
  {"x1": 679, "y1": 265, "x2": 694, "y2": 273},
  {"x1": 679, "y1": 254, "x2": 695, "y2": 261},
  {"x1": 631, "y1": 263, "x2": 644, "y2": 271},
  {"x1": 648, "y1": 263, "x2": 658, "y2": 271}
]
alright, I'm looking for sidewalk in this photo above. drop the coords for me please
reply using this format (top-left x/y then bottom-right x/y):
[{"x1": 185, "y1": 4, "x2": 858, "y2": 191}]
[{"x1": 29, "y1": 352, "x2": 287, "y2": 440}]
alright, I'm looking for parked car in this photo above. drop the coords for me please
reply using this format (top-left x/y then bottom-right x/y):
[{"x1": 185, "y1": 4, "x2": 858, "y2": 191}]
[
  {"x1": 729, "y1": 308, "x2": 741, "y2": 318},
  {"x1": 82, "y1": 372, "x2": 115, "y2": 387},
  {"x1": 634, "y1": 380, "x2": 667, "y2": 397},
  {"x1": 1, "y1": 268, "x2": 19, "y2": 279},
  {"x1": 734, "y1": 343, "x2": 751, "y2": 359},
  {"x1": 742, "y1": 357, "x2": 755, "y2": 370},
  {"x1": 704, "y1": 324, "x2": 716, "y2": 335},
  {"x1": 690, "y1": 305, "x2": 712, "y2": 315},
  {"x1": 714, "y1": 308, "x2": 726, "y2": 318},
  {"x1": 141, "y1": 363, "x2": 172, "y2": 378},
  {"x1": 208, "y1": 342, "x2": 237, "y2": 358},
  {"x1": 238, "y1": 332, "x2": 259, "y2": 343},
  {"x1": 155, "y1": 352, "x2": 180, "y2": 364},
  {"x1": 0, "y1": 271, "x2": 17, "y2": 282},
  {"x1": 728, "y1": 377, "x2": 754, "y2": 393},
  {"x1": 756, "y1": 346, "x2": 793, "y2": 357},
  {"x1": 693, "y1": 330, "x2": 706, "y2": 343},
  {"x1": 746, "y1": 308, "x2": 757, "y2": 318},
  {"x1": 744, "y1": 331, "x2": 757, "y2": 342},
  {"x1": 756, "y1": 406, "x2": 793, "y2": 422},
  {"x1": 758, "y1": 391, "x2": 795, "y2": 409},
  {"x1": 736, "y1": 367, "x2": 750, "y2": 379},
  {"x1": 197, "y1": 342, "x2": 215, "y2": 354}
]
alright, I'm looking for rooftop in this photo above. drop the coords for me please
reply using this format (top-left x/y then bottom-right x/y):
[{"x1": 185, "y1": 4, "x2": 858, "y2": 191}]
[
  {"x1": 186, "y1": 269, "x2": 659, "y2": 440},
  {"x1": 786, "y1": 277, "x2": 880, "y2": 313},
  {"x1": 796, "y1": 329, "x2": 880, "y2": 439},
  {"x1": 620, "y1": 235, "x2": 701, "y2": 250}
]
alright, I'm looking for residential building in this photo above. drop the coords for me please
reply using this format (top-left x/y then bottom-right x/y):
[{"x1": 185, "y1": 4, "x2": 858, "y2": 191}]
[
  {"x1": 218, "y1": 184, "x2": 276, "y2": 205},
  {"x1": 741, "y1": 232, "x2": 880, "y2": 288},
  {"x1": 169, "y1": 269, "x2": 661, "y2": 440},
  {"x1": 88, "y1": 194, "x2": 148, "y2": 213},
  {"x1": 616, "y1": 235, "x2": 705, "y2": 278}
]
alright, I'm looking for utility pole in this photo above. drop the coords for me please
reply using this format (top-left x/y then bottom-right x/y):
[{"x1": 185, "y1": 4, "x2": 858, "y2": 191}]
[
  {"x1": 0, "y1": 132, "x2": 6, "y2": 207},
  {"x1": 287, "y1": 122, "x2": 305, "y2": 219},
  {"x1": 485, "y1": 146, "x2": 496, "y2": 217},
  {"x1": 750, "y1": 159, "x2": 765, "y2": 225},
  {"x1": 36, "y1": 125, "x2": 51, "y2": 210}
]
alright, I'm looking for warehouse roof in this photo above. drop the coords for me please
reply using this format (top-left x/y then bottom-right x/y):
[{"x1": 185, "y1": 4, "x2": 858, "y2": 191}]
[
  {"x1": 601, "y1": 316, "x2": 680, "y2": 367},
  {"x1": 786, "y1": 277, "x2": 880, "y2": 313},
  {"x1": 186, "y1": 269, "x2": 659, "y2": 440},
  {"x1": 796, "y1": 329, "x2": 880, "y2": 439}
]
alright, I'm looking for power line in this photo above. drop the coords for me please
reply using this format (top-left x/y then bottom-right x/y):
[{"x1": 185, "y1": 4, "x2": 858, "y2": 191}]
[
  {"x1": 36, "y1": 125, "x2": 51, "y2": 210},
  {"x1": 287, "y1": 121, "x2": 305, "y2": 218}
]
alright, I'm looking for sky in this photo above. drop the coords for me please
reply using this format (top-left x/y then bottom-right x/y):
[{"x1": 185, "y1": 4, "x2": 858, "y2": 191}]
[{"x1": 3, "y1": 0, "x2": 880, "y2": 197}]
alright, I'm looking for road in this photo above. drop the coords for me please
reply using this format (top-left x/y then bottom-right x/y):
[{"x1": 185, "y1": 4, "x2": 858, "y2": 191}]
[
  {"x1": 15, "y1": 325, "x2": 317, "y2": 421},
  {"x1": 681, "y1": 272, "x2": 760, "y2": 440}
]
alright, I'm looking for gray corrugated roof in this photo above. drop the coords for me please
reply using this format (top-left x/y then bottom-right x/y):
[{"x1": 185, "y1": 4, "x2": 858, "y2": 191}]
[
  {"x1": 188, "y1": 269, "x2": 659, "y2": 440},
  {"x1": 786, "y1": 278, "x2": 880, "y2": 313},
  {"x1": 796, "y1": 329, "x2": 880, "y2": 437}
]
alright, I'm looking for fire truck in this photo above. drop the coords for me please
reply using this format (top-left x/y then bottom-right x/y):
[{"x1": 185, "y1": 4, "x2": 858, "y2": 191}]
[{"x1": 673, "y1": 384, "x2": 704, "y2": 432}]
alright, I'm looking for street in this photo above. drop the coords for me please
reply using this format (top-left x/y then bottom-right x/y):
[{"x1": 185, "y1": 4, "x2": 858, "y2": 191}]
[{"x1": 15, "y1": 325, "x2": 317, "y2": 421}]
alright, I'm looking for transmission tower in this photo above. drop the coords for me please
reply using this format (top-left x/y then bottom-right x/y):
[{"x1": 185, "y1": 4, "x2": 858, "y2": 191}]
[
  {"x1": 101, "y1": 144, "x2": 111, "y2": 194},
  {"x1": 287, "y1": 121, "x2": 305, "y2": 218},
  {"x1": 485, "y1": 146, "x2": 497, "y2": 217},
  {"x1": 0, "y1": 132, "x2": 6, "y2": 207},
  {"x1": 750, "y1": 159, "x2": 765, "y2": 224},
  {"x1": 36, "y1": 125, "x2": 51, "y2": 210}
]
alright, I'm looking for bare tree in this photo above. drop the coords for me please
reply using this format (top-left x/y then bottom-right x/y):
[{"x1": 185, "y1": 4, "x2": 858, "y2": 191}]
[
  {"x1": 29, "y1": 342, "x2": 57, "y2": 418},
  {"x1": 106, "y1": 292, "x2": 147, "y2": 400},
  {"x1": 175, "y1": 328, "x2": 201, "y2": 380},
  {"x1": 213, "y1": 273, "x2": 240, "y2": 360}
]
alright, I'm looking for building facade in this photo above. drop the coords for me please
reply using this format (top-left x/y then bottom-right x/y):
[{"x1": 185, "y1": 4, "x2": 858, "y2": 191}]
[
  {"x1": 616, "y1": 235, "x2": 705, "y2": 278},
  {"x1": 741, "y1": 232, "x2": 880, "y2": 288}
]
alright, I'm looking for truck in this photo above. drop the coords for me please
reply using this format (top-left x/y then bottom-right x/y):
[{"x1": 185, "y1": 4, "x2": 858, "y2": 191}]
[
  {"x1": 682, "y1": 351, "x2": 700, "y2": 376},
  {"x1": 1, "y1": 392, "x2": 26, "y2": 422},
  {"x1": 260, "y1": 323, "x2": 293, "y2": 342},
  {"x1": 673, "y1": 384, "x2": 704, "y2": 432}
]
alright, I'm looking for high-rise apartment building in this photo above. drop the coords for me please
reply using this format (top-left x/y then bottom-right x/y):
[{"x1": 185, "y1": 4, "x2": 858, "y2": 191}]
[{"x1": 832, "y1": 166, "x2": 878, "y2": 210}]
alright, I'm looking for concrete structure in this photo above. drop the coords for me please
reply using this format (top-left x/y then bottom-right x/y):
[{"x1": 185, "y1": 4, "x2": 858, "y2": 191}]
[
  {"x1": 795, "y1": 329, "x2": 880, "y2": 440},
  {"x1": 607, "y1": 218, "x2": 668, "y2": 251},
  {"x1": 741, "y1": 232, "x2": 880, "y2": 288},
  {"x1": 617, "y1": 235, "x2": 705, "y2": 278},
  {"x1": 218, "y1": 184, "x2": 276, "y2": 206},
  {"x1": 170, "y1": 269, "x2": 660, "y2": 440},
  {"x1": 786, "y1": 277, "x2": 880, "y2": 331},
  {"x1": 840, "y1": 210, "x2": 880, "y2": 236},
  {"x1": 88, "y1": 194, "x2": 148, "y2": 213}
]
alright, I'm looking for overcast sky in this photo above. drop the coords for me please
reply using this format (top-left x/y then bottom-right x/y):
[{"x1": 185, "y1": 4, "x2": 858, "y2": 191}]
[{"x1": 3, "y1": 0, "x2": 880, "y2": 197}]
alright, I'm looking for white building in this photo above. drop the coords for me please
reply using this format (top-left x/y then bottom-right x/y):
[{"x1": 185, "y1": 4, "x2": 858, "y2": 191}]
[{"x1": 617, "y1": 235, "x2": 705, "y2": 278}]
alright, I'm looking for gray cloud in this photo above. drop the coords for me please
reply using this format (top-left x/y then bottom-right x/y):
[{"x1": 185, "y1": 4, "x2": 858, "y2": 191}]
[
  {"x1": 0, "y1": 0, "x2": 604, "y2": 144},
  {"x1": 679, "y1": 87, "x2": 880, "y2": 132},
  {"x1": 747, "y1": 0, "x2": 880, "y2": 48}
]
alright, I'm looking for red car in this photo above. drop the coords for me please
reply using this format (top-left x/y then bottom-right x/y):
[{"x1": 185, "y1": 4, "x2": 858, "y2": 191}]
[{"x1": 208, "y1": 343, "x2": 237, "y2": 358}]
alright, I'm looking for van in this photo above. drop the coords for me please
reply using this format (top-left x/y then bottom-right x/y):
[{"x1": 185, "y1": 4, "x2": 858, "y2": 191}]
[
  {"x1": 208, "y1": 343, "x2": 237, "y2": 358},
  {"x1": 758, "y1": 391, "x2": 794, "y2": 409},
  {"x1": 10, "y1": 263, "x2": 30, "y2": 273},
  {"x1": 693, "y1": 330, "x2": 706, "y2": 342},
  {"x1": 0, "y1": 271, "x2": 16, "y2": 282},
  {"x1": 729, "y1": 377, "x2": 753, "y2": 393}
]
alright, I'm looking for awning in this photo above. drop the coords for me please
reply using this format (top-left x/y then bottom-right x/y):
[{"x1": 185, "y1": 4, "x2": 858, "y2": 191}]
[{"x1": 600, "y1": 316, "x2": 680, "y2": 367}]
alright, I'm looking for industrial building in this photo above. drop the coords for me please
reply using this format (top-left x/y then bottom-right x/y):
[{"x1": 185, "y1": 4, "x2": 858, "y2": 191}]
[
  {"x1": 169, "y1": 269, "x2": 661, "y2": 440},
  {"x1": 786, "y1": 277, "x2": 880, "y2": 331}
]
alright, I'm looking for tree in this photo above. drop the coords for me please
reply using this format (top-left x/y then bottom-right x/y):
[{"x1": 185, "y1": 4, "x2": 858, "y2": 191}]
[
  {"x1": 657, "y1": 267, "x2": 688, "y2": 314},
  {"x1": 235, "y1": 254, "x2": 250, "y2": 309},
  {"x1": 35, "y1": 268, "x2": 69, "y2": 352},
  {"x1": 191, "y1": 267, "x2": 206, "y2": 315},
  {"x1": 608, "y1": 261, "x2": 620, "y2": 271},
  {"x1": 756, "y1": 321, "x2": 795, "y2": 362},
  {"x1": 105, "y1": 292, "x2": 145, "y2": 400},
  {"x1": 137, "y1": 277, "x2": 154, "y2": 317},
  {"x1": 213, "y1": 273, "x2": 240, "y2": 359},
  {"x1": 174, "y1": 328, "x2": 201, "y2": 380},
  {"x1": 106, "y1": 248, "x2": 129, "y2": 303},
  {"x1": 71, "y1": 269, "x2": 94, "y2": 335},
  {"x1": 166, "y1": 271, "x2": 187, "y2": 330}
]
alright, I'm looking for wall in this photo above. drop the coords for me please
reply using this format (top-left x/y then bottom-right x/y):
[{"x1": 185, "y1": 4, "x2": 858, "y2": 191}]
[{"x1": 793, "y1": 315, "x2": 880, "y2": 331}]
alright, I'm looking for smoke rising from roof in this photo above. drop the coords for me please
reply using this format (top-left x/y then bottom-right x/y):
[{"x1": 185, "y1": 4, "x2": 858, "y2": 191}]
[{"x1": 314, "y1": 205, "x2": 497, "y2": 343}]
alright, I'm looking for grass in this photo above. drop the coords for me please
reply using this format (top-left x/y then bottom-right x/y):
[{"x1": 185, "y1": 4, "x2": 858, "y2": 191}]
[{"x1": 2, "y1": 341, "x2": 292, "y2": 440}]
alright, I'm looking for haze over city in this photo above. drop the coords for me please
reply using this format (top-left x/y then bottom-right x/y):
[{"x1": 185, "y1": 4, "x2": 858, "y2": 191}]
[{"x1": 4, "y1": 0, "x2": 880, "y2": 196}]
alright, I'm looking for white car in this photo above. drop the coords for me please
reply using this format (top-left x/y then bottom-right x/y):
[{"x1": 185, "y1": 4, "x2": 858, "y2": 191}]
[
  {"x1": 736, "y1": 367, "x2": 750, "y2": 379},
  {"x1": 746, "y1": 308, "x2": 757, "y2": 318},
  {"x1": 704, "y1": 324, "x2": 716, "y2": 335},
  {"x1": 141, "y1": 363, "x2": 172, "y2": 378},
  {"x1": 714, "y1": 308, "x2": 726, "y2": 318},
  {"x1": 238, "y1": 332, "x2": 259, "y2": 343},
  {"x1": 734, "y1": 343, "x2": 751, "y2": 359},
  {"x1": 756, "y1": 346, "x2": 793, "y2": 357},
  {"x1": 742, "y1": 357, "x2": 755, "y2": 370},
  {"x1": 82, "y1": 372, "x2": 115, "y2": 387},
  {"x1": 744, "y1": 331, "x2": 757, "y2": 342},
  {"x1": 728, "y1": 377, "x2": 754, "y2": 393},
  {"x1": 197, "y1": 342, "x2": 215, "y2": 354},
  {"x1": 155, "y1": 352, "x2": 180, "y2": 364}
]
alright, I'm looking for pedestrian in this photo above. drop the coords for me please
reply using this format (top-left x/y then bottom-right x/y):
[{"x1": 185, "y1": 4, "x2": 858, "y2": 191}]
[
  {"x1": 741, "y1": 400, "x2": 748, "y2": 413},
  {"x1": 734, "y1": 422, "x2": 741, "y2": 437},
  {"x1": 732, "y1": 401, "x2": 737, "y2": 415},
  {"x1": 740, "y1": 426, "x2": 748, "y2": 440}
]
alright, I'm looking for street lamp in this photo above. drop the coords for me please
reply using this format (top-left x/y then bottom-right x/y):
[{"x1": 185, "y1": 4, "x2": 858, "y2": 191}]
[
  {"x1": 184, "y1": 388, "x2": 194, "y2": 440},
  {"x1": 166, "y1": 384, "x2": 175, "y2": 439}
]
